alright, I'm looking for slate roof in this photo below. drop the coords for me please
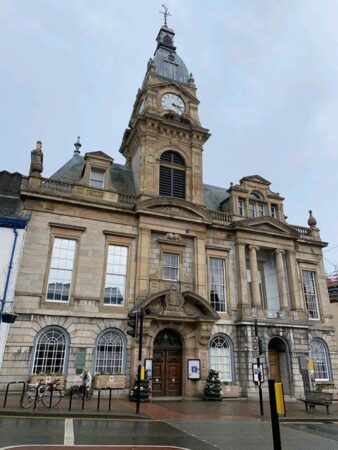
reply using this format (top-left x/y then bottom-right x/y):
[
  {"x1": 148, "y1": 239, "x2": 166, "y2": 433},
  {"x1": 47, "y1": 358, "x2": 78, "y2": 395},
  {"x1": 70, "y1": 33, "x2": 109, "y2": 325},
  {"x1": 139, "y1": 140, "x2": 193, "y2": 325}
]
[
  {"x1": 51, "y1": 154, "x2": 85, "y2": 182},
  {"x1": 50, "y1": 155, "x2": 227, "y2": 211},
  {"x1": 50, "y1": 155, "x2": 136, "y2": 196},
  {"x1": 203, "y1": 184, "x2": 229, "y2": 211}
]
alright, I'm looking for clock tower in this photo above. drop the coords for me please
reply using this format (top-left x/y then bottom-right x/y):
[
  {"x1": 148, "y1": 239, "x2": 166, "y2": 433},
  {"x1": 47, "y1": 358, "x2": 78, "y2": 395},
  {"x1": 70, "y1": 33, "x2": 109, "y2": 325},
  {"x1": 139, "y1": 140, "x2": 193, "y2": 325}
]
[{"x1": 119, "y1": 19, "x2": 210, "y2": 205}]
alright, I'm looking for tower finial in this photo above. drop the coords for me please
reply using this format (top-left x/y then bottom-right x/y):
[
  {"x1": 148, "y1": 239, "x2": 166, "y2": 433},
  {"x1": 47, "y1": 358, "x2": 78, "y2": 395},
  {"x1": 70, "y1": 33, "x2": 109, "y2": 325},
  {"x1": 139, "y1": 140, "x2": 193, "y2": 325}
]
[
  {"x1": 160, "y1": 4, "x2": 171, "y2": 27},
  {"x1": 74, "y1": 136, "x2": 82, "y2": 155},
  {"x1": 308, "y1": 210, "x2": 317, "y2": 227}
]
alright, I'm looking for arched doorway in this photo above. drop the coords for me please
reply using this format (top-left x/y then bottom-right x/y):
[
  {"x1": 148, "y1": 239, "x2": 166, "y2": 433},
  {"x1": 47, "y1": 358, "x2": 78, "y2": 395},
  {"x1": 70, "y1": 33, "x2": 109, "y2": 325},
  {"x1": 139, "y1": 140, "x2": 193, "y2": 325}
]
[
  {"x1": 152, "y1": 329, "x2": 182, "y2": 397},
  {"x1": 268, "y1": 337, "x2": 292, "y2": 395}
]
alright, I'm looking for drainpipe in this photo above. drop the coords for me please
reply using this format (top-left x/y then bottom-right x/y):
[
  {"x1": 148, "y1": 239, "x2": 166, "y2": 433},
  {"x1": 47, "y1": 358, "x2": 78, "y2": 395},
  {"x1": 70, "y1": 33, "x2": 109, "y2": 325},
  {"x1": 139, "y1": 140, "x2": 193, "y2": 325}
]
[{"x1": 0, "y1": 227, "x2": 19, "y2": 323}]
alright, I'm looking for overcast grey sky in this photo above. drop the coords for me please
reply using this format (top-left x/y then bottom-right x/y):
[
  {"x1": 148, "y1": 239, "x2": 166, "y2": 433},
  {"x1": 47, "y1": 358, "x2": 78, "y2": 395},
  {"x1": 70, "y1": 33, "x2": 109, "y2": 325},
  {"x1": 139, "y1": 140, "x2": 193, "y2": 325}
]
[{"x1": 1, "y1": 0, "x2": 337, "y2": 272}]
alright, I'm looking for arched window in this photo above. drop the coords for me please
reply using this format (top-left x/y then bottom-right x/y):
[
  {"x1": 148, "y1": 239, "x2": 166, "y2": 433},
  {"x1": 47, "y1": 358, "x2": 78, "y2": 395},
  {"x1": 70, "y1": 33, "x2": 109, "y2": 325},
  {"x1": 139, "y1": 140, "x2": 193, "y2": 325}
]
[
  {"x1": 32, "y1": 327, "x2": 68, "y2": 374},
  {"x1": 250, "y1": 191, "x2": 262, "y2": 200},
  {"x1": 249, "y1": 191, "x2": 265, "y2": 218},
  {"x1": 310, "y1": 339, "x2": 331, "y2": 381},
  {"x1": 159, "y1": 151, "x2": 185, "y2": 199},
  {"x1": 95, "y1": 329, "x2": 125, "y2": 374},
  {"x1": 209, "y1": 334, "x2": 234, "y2": 382}
]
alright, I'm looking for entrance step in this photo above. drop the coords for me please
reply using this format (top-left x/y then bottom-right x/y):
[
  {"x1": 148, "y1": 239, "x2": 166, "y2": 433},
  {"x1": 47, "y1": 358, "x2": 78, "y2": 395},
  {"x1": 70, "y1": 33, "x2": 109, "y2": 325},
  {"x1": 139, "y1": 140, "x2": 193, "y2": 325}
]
[{"x1": 152, "y1": 397, "x2": 183, "y2": 401}]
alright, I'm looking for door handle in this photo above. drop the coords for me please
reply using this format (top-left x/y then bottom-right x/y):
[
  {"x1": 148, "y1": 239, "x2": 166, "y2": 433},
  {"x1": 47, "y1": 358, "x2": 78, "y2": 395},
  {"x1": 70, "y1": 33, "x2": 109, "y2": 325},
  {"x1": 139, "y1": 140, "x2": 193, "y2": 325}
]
[{"x1": 172, "y1": 378, "x2": 175, "y2": 382}]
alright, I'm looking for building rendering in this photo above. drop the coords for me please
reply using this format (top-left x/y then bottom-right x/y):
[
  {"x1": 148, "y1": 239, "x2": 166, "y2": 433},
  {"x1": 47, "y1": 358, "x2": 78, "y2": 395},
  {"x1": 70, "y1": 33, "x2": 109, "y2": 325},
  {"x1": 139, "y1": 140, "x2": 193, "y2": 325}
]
[
  {"x1": 0, "y1": 19, "x2": 337, "y2": 399},
  {"x1": 0, "y1": 172, "x2": 28, "y2": 369}
]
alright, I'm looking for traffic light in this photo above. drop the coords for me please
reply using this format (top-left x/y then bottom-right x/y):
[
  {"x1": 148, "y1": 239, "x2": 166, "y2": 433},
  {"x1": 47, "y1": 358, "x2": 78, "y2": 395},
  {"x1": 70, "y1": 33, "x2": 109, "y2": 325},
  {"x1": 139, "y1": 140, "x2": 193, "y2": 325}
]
[
  {"x1": 127, "y1": 311, "x2": 138, "y2": 338},
  {"x1": 258, "y1": 337, "x2": 265, "y2": 355}
]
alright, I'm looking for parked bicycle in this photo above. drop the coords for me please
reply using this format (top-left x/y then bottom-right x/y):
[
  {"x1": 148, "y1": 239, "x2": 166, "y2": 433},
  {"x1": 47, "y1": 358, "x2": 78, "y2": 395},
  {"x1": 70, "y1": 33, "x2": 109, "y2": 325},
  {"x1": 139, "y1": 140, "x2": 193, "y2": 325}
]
[{"x1": 20, "y1": 378, "x2": 62, "y2": 408}]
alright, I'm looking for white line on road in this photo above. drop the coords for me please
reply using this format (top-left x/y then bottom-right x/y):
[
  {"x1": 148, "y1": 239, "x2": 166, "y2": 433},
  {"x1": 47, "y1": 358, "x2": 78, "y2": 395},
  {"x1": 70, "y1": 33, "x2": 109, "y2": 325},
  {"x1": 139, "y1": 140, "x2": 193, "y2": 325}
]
[{"x1": 64, "y1": 418, "x2": 74, "y2": 445}]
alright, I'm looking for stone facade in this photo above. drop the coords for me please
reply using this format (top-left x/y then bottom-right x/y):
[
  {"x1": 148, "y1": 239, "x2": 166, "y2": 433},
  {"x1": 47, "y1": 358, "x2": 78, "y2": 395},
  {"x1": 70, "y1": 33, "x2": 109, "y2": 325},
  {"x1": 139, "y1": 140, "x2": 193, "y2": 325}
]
[{"x1": 1, "y1": 21, "x2": 337, "y2": 400}]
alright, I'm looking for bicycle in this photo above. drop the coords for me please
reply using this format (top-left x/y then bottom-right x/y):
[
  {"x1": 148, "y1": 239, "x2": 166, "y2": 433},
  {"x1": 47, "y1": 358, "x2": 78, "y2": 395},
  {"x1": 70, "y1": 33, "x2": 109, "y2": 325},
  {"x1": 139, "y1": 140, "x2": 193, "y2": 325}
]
[{"x1": 20, "y1": 378, "x2": 63, "y2": 408}]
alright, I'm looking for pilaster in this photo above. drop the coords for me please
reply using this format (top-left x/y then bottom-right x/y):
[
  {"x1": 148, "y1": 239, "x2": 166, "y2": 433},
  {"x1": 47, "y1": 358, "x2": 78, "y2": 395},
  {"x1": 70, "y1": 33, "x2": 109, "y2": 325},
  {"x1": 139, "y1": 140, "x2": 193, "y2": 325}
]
[
  {"x1": 275, "y1": 249, "x2": 288, "y2": 310},
  {"x1": 249, "y1": 245, "x2": 261, "y2": 308}
]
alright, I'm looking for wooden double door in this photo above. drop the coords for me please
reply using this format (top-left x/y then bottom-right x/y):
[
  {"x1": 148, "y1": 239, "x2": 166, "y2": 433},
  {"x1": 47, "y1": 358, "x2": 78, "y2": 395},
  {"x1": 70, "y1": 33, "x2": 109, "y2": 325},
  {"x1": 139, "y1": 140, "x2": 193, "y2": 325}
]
[
  {"x1": 152, "y1": 349, "x2": 182, "y2": 397},
  {"x1": 268, "y1": 349, "x2": 281, "y2": 382}
]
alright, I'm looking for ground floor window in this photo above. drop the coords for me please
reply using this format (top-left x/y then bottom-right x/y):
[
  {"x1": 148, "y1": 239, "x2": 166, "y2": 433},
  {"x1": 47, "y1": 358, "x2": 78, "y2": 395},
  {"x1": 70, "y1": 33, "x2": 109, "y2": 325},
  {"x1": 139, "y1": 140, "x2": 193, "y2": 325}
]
[
  {"x1": 32, "y1": 327, "x2": 68, "y2": 374},
  {"x1": 209, "y1": 334, "x2": 234, "y2": 382},
  {"x1": 310, "y1": 339, "x2": 331, "y2": 381},
  {"x1": 95, "y1": 329, "x2": 125, "y2": 374}
]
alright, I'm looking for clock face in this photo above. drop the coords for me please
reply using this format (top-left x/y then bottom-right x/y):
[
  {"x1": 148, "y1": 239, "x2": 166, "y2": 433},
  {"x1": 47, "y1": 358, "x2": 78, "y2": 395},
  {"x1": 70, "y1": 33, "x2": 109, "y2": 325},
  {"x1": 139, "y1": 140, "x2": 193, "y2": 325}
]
[{"x1": 161, "y1": 93, "x2": 185, "y2": 115}]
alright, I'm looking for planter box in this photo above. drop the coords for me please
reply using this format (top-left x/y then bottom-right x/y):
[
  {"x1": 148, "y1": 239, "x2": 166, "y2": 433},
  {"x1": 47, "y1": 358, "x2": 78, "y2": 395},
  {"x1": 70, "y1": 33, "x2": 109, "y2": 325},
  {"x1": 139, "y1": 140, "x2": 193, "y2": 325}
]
[
  {"x1": 30, "y1": 374, "x2": 66, "y2": 390},
  {"x1": 314, "y1": 383, "x2": 334, "y2": 393},
  {"x1": 94, "y1": 374, "x2": 126, "y2": 389},
  {"x1": 222, "y1": 384, "x2": 240, "y2": 398}
]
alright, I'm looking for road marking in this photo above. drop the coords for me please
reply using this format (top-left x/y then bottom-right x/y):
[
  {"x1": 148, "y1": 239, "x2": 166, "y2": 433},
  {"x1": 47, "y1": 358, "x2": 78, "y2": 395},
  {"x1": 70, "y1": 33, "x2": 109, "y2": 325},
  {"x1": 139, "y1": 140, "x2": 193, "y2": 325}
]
[{"x1": 64, "y1": 418, "x2": 74, "y2": 445}]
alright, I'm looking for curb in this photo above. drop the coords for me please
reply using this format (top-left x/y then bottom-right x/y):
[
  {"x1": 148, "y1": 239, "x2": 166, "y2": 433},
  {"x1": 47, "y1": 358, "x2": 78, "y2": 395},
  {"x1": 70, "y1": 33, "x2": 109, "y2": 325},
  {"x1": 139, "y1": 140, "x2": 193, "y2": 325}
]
[
  {"x1": 0, "y1": 410, "x2": 151, "y2": 420},
  {"x1": 280, "y1": 417, "x2": 338, "y2": 423}
]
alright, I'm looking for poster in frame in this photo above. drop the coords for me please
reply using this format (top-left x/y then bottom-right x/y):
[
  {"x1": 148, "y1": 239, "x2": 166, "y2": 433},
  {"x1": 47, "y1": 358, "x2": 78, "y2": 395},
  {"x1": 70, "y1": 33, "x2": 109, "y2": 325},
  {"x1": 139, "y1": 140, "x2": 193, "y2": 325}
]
[
  {"x1": 187, "y1": 359, "x2": 201, "y2": 380},
  {"x1": 252, "y1": 363, "x2": 264, "y2": 384},
  {"x1": 144, "y1": 358, "x2": 153, "y2": 379}
]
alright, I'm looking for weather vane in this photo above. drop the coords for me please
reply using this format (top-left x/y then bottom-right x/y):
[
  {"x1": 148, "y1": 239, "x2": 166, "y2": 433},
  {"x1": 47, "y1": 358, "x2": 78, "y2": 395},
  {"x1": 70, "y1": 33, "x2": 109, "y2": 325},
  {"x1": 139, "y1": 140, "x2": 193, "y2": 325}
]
[{"x1": 160, "y1": 4, "x2": 171, "y2": 27}]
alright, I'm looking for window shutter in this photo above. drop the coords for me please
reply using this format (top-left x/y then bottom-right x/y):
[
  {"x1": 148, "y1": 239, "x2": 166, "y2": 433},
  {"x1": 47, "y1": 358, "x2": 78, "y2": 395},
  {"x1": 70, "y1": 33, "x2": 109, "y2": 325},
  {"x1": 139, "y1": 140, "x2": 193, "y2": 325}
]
[
  {"x1": 159, "y1": 151, "x2": 186, "y2": 199},
  {"x1": 173, "y1": 169, "x2": 185, "y2": 198},
  {"x1": 159, "y1": 166, "x2": 172, "y2": 196}
]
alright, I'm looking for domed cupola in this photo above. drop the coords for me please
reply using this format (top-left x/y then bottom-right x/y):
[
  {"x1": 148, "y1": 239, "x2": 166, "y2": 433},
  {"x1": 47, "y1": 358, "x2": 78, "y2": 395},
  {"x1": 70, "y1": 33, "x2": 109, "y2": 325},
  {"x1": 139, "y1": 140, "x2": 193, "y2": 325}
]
[{"x1": 153, "y1": 25, "x2": 190, "y2": 85}]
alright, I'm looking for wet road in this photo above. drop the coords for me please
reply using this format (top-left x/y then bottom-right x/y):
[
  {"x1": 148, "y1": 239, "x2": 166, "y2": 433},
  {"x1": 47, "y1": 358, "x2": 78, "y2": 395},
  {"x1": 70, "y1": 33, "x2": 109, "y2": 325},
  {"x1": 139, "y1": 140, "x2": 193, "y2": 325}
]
[{"x1": 0, "y1": 417, "x2": 337, "y2": 450}]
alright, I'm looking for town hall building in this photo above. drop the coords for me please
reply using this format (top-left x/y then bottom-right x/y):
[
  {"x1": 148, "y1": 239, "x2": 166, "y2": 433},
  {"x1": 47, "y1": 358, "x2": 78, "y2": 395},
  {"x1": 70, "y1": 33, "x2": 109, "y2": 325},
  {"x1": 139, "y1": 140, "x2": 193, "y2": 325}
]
[{"x1": 0, "y1": 17, "x2": 337, "y2": 400}]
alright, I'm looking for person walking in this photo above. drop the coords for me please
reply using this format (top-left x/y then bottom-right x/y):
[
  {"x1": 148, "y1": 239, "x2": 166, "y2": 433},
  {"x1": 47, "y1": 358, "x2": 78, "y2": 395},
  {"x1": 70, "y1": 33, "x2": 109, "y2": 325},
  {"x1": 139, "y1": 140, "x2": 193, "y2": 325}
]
[{"x1": 79, "y1": 369, "x2": 92, "y2": 398}]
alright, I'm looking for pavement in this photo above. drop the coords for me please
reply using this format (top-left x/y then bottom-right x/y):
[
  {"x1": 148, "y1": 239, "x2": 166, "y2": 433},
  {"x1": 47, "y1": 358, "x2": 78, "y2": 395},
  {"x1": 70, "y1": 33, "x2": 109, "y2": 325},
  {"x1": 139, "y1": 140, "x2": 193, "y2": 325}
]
[{"x1": 1, "y1": 392, "x2": 338, "y2": 422}]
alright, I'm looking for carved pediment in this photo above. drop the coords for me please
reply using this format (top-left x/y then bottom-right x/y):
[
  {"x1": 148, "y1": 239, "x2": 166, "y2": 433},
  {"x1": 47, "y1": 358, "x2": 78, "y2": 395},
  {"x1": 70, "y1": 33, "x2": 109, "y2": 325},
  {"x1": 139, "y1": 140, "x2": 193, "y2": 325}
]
[
  {"x1": 240, "y1": 175, "x2": 271, "y2": 186},
  {"x1": 148, "y1": 81, "x2": 198, "y2": 103},
  {"x1": 133, "y1": 286, "x2": 219, "y2": 322},
  {"x1": 84, "y1": 151, "x2": 113, "y2": 161},
  {"x1": 232, "y1": 216, "x2": 300, "y2": 238},
  {"x1": 136, "y1": 197, "x2": 212, "y2": 222}
]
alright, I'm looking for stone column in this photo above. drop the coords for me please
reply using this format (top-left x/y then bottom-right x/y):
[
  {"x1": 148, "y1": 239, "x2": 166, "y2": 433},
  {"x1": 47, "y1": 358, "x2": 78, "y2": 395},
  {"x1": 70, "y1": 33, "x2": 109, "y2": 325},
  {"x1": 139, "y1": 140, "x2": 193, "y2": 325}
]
[
  {"x1": 249, "y1": 245, "x2": 261, "y2": 307},
  {"x1": 196, "y1": 237, "x2": 207, "y2": 298},
  {"x1": 136, "y1": 227, "x2": 151, "y2": 297},
  {"x1": 236, "y1": 243, "x2": 249, "y2": 306},
  {"x1": 286, "y1": 250, "x2": 303, "y2": 310},
  {"x1": 245, "y1": 199, "x2": 250, "y2": 218},
  {"x1": 275, "y1": 249, "x2": 288, "y2": 310}
]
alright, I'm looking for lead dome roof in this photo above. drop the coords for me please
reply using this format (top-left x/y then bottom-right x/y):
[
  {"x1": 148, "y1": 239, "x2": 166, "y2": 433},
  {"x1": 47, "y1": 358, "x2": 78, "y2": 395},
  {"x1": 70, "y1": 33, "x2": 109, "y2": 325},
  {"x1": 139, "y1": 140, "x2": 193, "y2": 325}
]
[{"x1": 153, "y1": 26, "x2": 190, "y2": 85}]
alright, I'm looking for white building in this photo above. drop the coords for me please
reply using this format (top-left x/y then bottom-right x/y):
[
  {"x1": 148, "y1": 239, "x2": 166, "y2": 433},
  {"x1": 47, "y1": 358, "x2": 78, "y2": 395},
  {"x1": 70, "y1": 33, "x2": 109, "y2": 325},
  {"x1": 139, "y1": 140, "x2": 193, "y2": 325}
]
[{"x1": 0, "y1": 171, "x2": 28, "y2": 369}]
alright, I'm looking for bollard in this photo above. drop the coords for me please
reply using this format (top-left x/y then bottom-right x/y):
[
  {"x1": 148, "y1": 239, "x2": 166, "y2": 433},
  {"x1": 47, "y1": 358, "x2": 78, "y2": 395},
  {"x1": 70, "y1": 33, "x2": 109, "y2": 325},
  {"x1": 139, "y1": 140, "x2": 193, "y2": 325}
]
[
  {"x1": 268, "y1": 379, "x2": 282, "y2": 450},
  {"x1": 97, "y1": 389, "x2": 102, "y2": 412},
  {"x1": 68, "y1": 387, "x2": 74, "y2": 411},
  {"x1": 33, "y1": 382, "x2": 41, "y2": 410},
  {"x1": 48, "y1": 382, "x2": 54, "y2": 409},
  {"x1": 82, "y1": 386, "x2": 85, "y2": 410},
  {"x1": 3, "y1": 381, "x2": 26, "y2": 408},
  {"x1": 275, "y1": 383, "x2": 285, "y2": 416},
  {"x1": 108, "y1": 387, "x2": 112, "y2": 411}
]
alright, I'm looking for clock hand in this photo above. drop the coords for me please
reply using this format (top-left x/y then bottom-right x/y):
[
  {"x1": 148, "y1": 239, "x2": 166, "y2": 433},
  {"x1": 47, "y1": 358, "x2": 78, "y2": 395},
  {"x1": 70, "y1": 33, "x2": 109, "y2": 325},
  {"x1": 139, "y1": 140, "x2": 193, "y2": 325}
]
[{"x1": 172, "y1": 103, "x2": 183, "y2": 110}]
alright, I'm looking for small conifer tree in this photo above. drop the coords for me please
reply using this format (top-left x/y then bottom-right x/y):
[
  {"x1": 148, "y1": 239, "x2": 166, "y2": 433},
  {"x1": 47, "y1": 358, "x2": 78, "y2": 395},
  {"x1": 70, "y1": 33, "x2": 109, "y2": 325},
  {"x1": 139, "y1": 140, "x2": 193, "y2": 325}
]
[
  {"x1": 129, "y1": 372, "x2": 151, "y2": 402},
  {"x1": 203, "y1": 369, "x2": 222, "y2": 401}
]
